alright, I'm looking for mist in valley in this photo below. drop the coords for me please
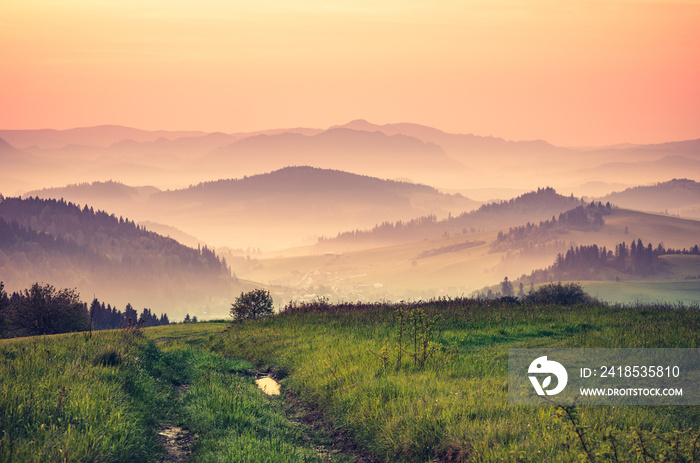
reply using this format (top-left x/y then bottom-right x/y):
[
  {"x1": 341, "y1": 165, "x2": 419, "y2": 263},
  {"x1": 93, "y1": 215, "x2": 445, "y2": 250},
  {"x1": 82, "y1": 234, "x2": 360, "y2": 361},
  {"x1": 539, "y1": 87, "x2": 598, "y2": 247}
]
[{"x1": 2, "y1": 121, "x2": 700, "y2": 321}]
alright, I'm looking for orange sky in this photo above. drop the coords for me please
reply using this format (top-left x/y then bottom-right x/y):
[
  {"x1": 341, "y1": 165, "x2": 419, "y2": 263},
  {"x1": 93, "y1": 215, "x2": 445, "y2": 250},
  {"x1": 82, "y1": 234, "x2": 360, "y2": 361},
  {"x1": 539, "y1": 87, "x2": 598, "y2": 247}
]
[{"x1": 1, "y1": 0, "x2": 699, "y2": 146}]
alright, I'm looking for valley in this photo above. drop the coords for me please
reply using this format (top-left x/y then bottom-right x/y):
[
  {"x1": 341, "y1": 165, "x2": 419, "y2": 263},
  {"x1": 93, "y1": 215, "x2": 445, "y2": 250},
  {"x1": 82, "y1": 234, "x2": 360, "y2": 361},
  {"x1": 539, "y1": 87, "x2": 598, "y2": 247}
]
[{"x1": 1, "y1": 120, "x2": 699, "y2": 317}]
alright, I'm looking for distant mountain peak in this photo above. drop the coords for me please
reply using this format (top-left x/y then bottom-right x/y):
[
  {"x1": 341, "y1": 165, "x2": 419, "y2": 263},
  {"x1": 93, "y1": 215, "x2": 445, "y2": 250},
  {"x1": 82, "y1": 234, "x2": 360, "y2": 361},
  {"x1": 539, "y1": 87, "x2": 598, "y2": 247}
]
[
  {"x1": 661, "y1": 178, "x2": 698, "y2": 186},
  {"x1": 187, "y1": 165, "x2": 441, "y2": 194},
  {"x1": 0, "y1": 137, "x2": 21, "y2": 154},
  {"x1": 334, "y1": 119, "x2": 379, "y2": 131},
  {"x1": 331, "y1": 119, "x2": 448, "y2": 136}
]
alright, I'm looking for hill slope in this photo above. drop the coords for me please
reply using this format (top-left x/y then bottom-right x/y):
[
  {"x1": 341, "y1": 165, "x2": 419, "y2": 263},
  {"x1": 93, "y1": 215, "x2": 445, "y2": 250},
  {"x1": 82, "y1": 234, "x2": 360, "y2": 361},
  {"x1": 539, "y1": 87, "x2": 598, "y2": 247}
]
[
  {"x1": 332, "y1": 119, "x2": 564, "y2": 158},
  {"x1": 25, "y1": 167, "x2": 482, "y2": 249},
  {"x1": 319, "y1": 187, "x2": 581, "y2": 248},
  {"x1": 599, "y1": 178, "x2": 700, "y2": 218},
  {"x1": 0, "y1": 196, "x2": 254, "y2": 318}
]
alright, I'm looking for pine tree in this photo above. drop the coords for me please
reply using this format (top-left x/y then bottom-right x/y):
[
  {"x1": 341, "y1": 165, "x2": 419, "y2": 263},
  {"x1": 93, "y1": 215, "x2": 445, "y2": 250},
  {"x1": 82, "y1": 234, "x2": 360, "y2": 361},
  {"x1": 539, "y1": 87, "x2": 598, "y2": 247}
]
[{"x1": 500, "y1": 277, "x2": 514, "y2": 297}]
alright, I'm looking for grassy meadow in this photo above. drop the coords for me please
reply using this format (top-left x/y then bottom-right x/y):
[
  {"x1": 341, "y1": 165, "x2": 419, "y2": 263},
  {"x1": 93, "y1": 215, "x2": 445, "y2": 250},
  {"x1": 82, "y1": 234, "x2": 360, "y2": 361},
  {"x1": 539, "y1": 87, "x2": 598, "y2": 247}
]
[
  {"x1": 582, "y1": 280, "x2": 700, "y2": 306},
  {"x1": 0, "y1": 324, "x2": 351, "y2": 463},
  {"x1": 2, "y1": 299, "x2": 699, "y2": 462},
  {"x1": 578, "y1": 255, "x2": 700, "y2": 305},
  {"x1": 214, "y1": 299, "x2": 700, "y2": 462},
  {"x1": 144, "y1": 321, "x2": 231, "y2": 341},
  {"x1": 0, "y1": 328, "x2": 163, "y2": 462}
]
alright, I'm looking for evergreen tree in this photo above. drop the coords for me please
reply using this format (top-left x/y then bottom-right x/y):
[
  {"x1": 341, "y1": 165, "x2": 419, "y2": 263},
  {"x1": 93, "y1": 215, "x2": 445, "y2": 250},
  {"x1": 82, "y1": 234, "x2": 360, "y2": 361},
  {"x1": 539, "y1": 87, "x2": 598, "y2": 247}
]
[
  {"x1": 500, "y1": 277, "x2": 514, "y2": 297},
  {"x1": 124, "y1": 303, "x2": 137, "y2": 325},
  {"x1": 89, "y1": 298, "x2": 102, "y2": 330},
  {"x1": 0, "y1": 282, "x2": 8, "y2": 338}
]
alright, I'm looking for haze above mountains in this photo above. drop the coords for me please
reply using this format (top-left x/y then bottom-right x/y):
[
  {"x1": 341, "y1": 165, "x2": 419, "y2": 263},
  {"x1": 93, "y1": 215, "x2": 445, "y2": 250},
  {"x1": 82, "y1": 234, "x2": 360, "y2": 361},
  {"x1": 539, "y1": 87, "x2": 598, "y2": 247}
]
[
  {"x1": 3, "y1": 120, "x2": 699, "y2": 199},
  {"x1": 3, "y1": 119, "x2": 697, "y2": 250},
  {"x1": 22, "y1": 168, "x2": 481, "y2": 250},
  {"x1": 1, "y1": 119, "x2": 699, "y2": 314}
]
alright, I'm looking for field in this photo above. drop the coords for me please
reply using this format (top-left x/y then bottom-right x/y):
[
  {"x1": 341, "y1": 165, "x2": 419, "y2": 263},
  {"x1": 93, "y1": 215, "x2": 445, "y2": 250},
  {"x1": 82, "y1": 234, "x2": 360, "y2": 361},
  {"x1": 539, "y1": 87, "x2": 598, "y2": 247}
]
[
  {"x1": 0, "y1": 324, "x2": 351, "y2": 463},
  {"x1": 236, "y1": 229, "x2": 505, "y2": 302},
  {"x1": 213, "y1": 300, "x2": 700, "y2": 462},
  {"x1": 579, "y1": 255, "x2": 700, "y2": 305},
  {"x1": 144, "y1": 321, "x2": 231, "y2": 341},
  {"x1": 2, "y1": 300, "x2": 699, "y2": 462},
  {"x1": 583, "y1": 280, "x2": 700, "y2": 305}
]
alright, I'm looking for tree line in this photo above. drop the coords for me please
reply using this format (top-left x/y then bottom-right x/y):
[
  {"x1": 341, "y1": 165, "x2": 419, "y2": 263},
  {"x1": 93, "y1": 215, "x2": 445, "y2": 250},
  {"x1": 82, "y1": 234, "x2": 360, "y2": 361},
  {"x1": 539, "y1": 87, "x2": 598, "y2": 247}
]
[
  {"x1": 0, "y1": 281, "x2": 171, "y2": 339},
  {"x1": 495, "y1": 203, "x2": 610, "y2": 247},
  {"x1": 88, "y1": 298, "x2": 170, "y2": 331},
  {"x1": 321, "y1": 187, "x2": 581, "y2": 245},
  {"x1": 526, "y1": 239, "x2": 700, "y2": 283}
]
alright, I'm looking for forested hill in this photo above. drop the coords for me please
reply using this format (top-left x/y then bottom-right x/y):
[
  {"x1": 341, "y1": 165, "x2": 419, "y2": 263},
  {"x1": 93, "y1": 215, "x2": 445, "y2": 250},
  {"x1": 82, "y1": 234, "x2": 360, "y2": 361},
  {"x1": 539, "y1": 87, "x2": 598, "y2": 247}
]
[
  {"x1": 0, "y1": 196, "x2": 227, "y2": 273},
  {"x1": 319, "y1": 187, "x2": 581, "y2": 247},
  {"x1": 519, "y1": 239, "x2": 700, "y2": 287},
  {"x1": 0, "y1": 196, "x2": 249, "y2": 318},
  {"x1": 599, "y1": 178, "x2": 700, "y2": 217},
  {"x1": 24, "y1": 167, "x2": 481, "y2": 250},
  {"x1": 164, "y1": 166, "x2": 441, "y2": 199}
]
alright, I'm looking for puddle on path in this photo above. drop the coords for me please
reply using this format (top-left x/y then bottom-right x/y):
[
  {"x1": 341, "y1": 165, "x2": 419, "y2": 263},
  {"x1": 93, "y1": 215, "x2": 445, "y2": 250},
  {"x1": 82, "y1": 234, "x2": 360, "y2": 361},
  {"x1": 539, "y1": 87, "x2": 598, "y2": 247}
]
[
  {"x1": 157, "y1": 425, "x2": 193, "y2": 462},
  {"x1": 255, "y1": 376, "x2": 281, "y2": 395}
]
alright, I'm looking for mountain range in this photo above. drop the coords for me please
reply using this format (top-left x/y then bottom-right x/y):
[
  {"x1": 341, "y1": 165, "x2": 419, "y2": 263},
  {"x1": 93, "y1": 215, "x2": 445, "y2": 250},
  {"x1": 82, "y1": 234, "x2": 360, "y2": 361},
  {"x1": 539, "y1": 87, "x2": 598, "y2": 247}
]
[
  {"x1": 23, "y1": 167, "x2": 481, "y2": 250},
  {"x1": 4, "y1": 177, "x2": 700, "y2": 309},
  {"x1": 2, "y1": 120, "x2": 698, "y2": 196},
  {"x1": 2, "y1": 120, "x2": 699, "y2": 312}
]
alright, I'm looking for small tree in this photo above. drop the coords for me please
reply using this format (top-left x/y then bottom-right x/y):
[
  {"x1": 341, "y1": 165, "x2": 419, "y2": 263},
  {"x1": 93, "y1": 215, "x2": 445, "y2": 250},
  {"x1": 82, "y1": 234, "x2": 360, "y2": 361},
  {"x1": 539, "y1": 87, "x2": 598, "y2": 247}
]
[
  {"x1": 501, "y1": 276, "x2": 514, "y2": 297},
  {"x1": 8, "y1": 283, "x2": 89, "y2": 336},
  {"x1": 523, "y1": 282, "x2": 594, "y2": 306},
  {"x1": 230, "y1": 289, "x2": 274, "y2": 321}
]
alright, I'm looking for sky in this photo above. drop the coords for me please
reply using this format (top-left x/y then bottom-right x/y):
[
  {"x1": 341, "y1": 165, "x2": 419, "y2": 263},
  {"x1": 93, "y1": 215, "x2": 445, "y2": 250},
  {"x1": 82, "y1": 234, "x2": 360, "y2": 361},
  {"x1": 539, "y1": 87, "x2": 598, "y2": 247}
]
[{"x1": 1, "y1": 0, "x2": 699, "y2": 146}]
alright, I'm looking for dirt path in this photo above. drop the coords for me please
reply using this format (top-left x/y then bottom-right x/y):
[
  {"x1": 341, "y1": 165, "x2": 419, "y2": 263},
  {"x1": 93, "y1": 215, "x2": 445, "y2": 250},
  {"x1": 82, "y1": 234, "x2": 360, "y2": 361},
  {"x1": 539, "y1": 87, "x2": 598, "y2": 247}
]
[
  {"x1": 253, "y1": 369, "x2": 378, "y2": 462},
  {"x1": 283, "y1": 389, "x2": 380, "y2": 463},
  {"x1": 157, "y1": 384, "x2": 193, "y2": 462},
  {"x1": 157, "y1": 425, "x2": 193, "y2": 462},
  {"x1": 152, "y1": 330, "x2": 375, "y2": 462}
]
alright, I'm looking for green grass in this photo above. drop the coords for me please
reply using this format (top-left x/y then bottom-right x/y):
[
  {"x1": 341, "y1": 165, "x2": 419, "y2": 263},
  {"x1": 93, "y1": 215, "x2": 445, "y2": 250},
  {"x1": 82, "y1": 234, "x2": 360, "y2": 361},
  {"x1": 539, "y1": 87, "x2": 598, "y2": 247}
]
[
  {"x1": 213, "y1": 300, "x2": 700, "y2": 462},
  {"x1": 576, "y1": 255, "x2": 700, "y2": 305},
  {"x1": 170, "y1": 345, "x2": 351, "y2": 463},
  {"x1": 0, "y1": 325, "x2": 351, "y2": 463},
  {"x1": 3, "y1": 302, "x2": 699, "y2": 462},
  {"x1": 583, "y1": 280, "x2": 700, "y2": 305},
  {"x1": 144, "y1": 321, "x2": 231, "y2": 341},
  {"x1": 0, "y1": 329, "x2": 164, "y2": 462}
]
